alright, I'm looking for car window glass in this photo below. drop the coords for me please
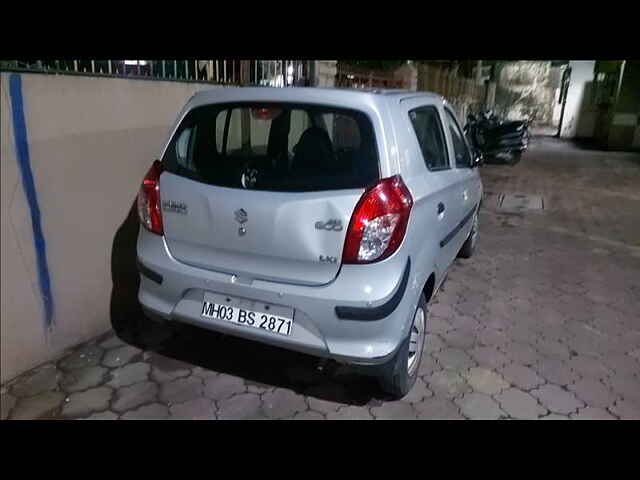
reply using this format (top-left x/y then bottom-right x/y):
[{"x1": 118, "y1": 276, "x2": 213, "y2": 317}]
[
  {"x1": 163, "y1": 103, "x2": 380, "y2": 192},
  {"x1": 223, "y1": 109, "x2": 242, "y2": 153},
  {"x1": 215, "y1": 111, "x2": 226, "y2": 152},
  {"x1": 408, "y1": 106, "x2": 449, "y2": 171},
  {"x1": 320, "y1": 113, "x2": 335, "y2": 142},
  {"x1": 250, "y1": 113, "x2": 271, "y2": 154},
  {"x1": 324, "y1": 113, "x2": 361, "y2": 150},
  {"x1": 175, "y1": 126, "x2": 196, "y2": 169},
  {"x1": 175, "y1": 128, "x2": 191, "y2": 164},
  {"x1": 445, "y1": 109, "x2": 472, "y2": 168},
  {"x1": 289, "y1": 110, "x2": 312, "y2": 153}
]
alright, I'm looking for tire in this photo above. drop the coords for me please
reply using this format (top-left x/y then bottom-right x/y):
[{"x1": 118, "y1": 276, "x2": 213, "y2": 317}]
[
  {"x1": 377, "y1": 293, "x2": 428, "y2": 399},
  {"x1": 458, "y1": 208, "x2": 479, "y2": 259}
]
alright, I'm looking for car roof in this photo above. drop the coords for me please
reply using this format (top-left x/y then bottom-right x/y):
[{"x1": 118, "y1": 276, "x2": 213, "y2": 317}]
[{"x1": 187, "y1": 86, "x2": 444, "y2": 109}]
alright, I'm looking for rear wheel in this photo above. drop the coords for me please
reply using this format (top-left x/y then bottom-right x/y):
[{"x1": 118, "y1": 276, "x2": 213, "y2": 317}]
[
  {"x1": 458, "y1": 209, "x2": 479, "y2": 259},
  {"x1": 377, "y1": 293, "x2": 427, "y2": 399}
]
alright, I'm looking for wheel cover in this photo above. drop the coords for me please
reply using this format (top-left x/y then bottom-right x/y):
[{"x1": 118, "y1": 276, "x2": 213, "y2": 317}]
[{"x1": 407, "y1": 306, "x2": 426, "y2": 376}]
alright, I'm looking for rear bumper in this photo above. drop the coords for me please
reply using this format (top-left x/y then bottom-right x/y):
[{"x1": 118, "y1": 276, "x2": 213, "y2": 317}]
[{"x1": 136, "y1": 229, "x2": 418, "y2": 366}]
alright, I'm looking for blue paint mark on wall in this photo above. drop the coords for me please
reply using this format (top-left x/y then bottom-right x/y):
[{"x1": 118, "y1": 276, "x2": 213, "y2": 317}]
[{"x1": 9, "y1": 73, "x2": 54, "y2": 328}]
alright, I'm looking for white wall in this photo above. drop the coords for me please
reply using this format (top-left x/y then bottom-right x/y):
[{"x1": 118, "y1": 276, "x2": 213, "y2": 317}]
[
  {"x1": 498, "y1": 61, "x2": 557, "y2": 125},
  {"x1": 560, "y1": 61, "x2": 597, "y2": 138},
  {"x1": 1, "y1": 72, "x2": 217, "y2": 383}
]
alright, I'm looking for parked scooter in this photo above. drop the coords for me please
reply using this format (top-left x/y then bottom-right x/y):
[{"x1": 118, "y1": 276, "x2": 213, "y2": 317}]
[{"x1": 464, "y1": 110, "x2": 529, "y2": 164}]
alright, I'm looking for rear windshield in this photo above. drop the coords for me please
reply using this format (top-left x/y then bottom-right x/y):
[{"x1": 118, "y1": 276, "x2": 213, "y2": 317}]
[{"x1": 162, "y1": 102, "x2": 379, "y2": 192}]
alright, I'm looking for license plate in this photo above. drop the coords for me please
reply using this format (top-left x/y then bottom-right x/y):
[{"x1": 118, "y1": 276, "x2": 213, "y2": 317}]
[{"x1": 201, "y1": 293, "x2": 294, "y2": 337}]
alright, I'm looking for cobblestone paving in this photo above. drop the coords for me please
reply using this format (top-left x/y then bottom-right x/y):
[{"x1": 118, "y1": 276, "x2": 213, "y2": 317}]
[{"x1": 2, "y1": 138, "x2": 639, "y2": 420}]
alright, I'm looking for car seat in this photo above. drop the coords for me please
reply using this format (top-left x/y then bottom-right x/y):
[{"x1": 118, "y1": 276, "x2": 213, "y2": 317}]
[{"x1": 291, "y1": 126, "x2": 336, "y2": 172}]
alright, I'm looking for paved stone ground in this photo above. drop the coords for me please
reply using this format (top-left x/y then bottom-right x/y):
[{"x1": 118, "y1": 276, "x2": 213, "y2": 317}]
[{"x1": 2, "y1": 137, "x2": 639, "y2": 420}]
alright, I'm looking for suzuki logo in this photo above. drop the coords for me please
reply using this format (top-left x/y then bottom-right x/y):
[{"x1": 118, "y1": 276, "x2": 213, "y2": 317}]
[{"x1": 234, "y1": 209, "x2": 248, "y2": 236}]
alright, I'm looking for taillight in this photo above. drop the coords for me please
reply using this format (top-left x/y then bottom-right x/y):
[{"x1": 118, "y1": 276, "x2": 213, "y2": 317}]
[
  {"x1": 342, "y1": 175, "x2": 413, "y2": 264},
  {"x1": 137, "y1": 160, "x2": 164, "y2": 235}
]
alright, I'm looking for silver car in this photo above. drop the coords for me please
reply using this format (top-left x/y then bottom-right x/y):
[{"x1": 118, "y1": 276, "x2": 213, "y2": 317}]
[{"x1": 136, "y1": 87, "x2": 483, "y2": 398}]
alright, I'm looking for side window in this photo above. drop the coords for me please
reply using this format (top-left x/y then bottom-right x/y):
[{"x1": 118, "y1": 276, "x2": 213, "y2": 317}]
[
  {"x1": 215, "y1": 108, "x2": 275, "y2": 156},
  {"x1": 215, "y1": 111, "x2": 226, "y2": 153},
  {"x1": 249, "y1": 112, "x2": 271, "y2": 155},
  {"x1": 175, "y1": 126, "x2": 197, "y2": 169},
  {"x1": 444, "y1": 109, "x2": 472, "y2": 168},
  {"x1": 329, "y1": 114, "x2": 361, "y2": 150},
  {"x1": 220, "y1": 108, "x2": 243, "y2": 154},
  {"x1": 289, "y1": 110, "x2": 312, "y2": 153},
  {"x1": 408, "y1": 106, "x2": 449, "y2": 171},
  {"x1": 175, "y1": 128, "x2": 192, "y2": 165}
]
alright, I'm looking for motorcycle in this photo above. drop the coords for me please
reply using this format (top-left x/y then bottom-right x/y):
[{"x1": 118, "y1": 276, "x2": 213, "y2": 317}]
[{"x1": 464, "y1": 110, "x2": 530, "y2": 164}]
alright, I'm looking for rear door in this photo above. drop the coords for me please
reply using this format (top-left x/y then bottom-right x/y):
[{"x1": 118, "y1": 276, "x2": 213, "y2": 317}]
[
  {"x1": 400, "y1": 99, "x2": 461, "y2": 274},
  {"x1": 159, "y1": 102, "x2": 380, "y2": 286},
  {"x1": 442, "y1": 106, "x2": 482, "y2": 251}
]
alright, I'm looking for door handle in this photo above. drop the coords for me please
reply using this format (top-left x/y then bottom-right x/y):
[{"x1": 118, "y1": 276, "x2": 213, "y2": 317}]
[{"x1": 437, "y1": 203, "x2": 445, "y2": 214}]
